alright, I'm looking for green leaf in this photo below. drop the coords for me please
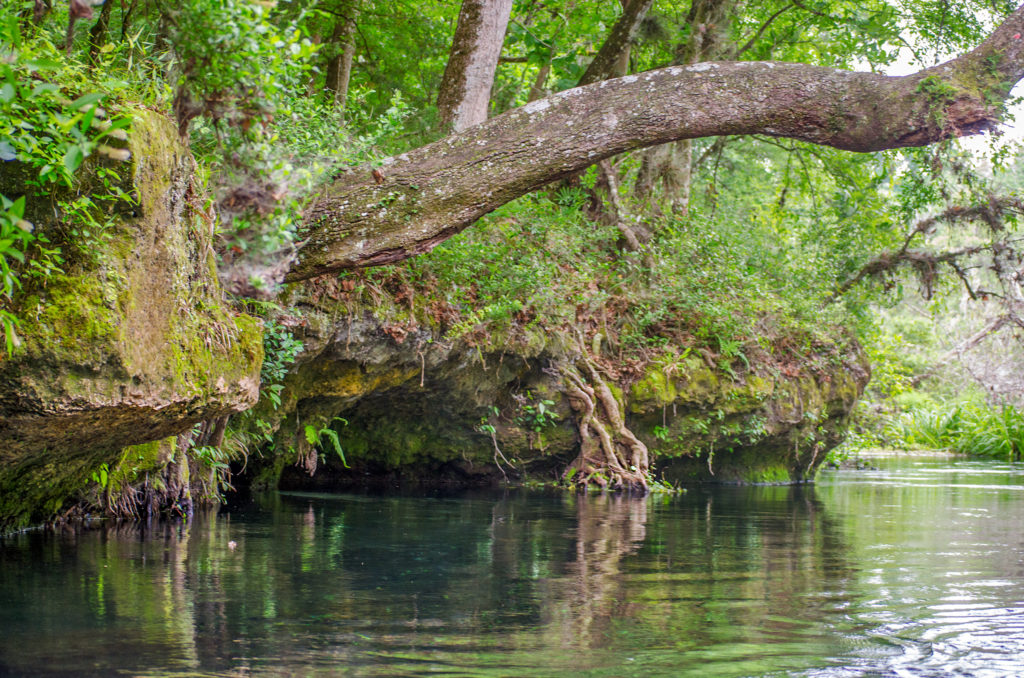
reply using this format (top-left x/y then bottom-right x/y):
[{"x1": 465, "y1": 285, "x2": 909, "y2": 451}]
[
  {"x1": 24, "y1": 59, "x2": 61, "y2": 72},
  {"x1": 82, "y1": 105, "x2": 96, "y2": 132},
  {"x1": 67, "y1": 92, "x2": 105, "y2": 111},
  {"x1": 0, "y1": 83, "x2": 14, "y2": 104},
  {"x1": 62, "y1": 146, "x2": 85, "y2": 175},
  {"x1": 31, "y1": 83, "x2": 59, "y2": 97},
  {"x1": 3, "y1": 15, "x2": 21, "y2": 50},
  {"x1": 1, "y1": 313, "x2": 18, "y2": 357},
  {"x1": 9, "y1": 196, "x2": 26, "y2": 219}
]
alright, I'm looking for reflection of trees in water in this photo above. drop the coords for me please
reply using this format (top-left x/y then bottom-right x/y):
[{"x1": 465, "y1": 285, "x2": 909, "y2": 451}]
[
  {"x1": 614, "y1": 485, "x2": 857, "y2": 653},
  {"x1": 0, "y1": 517, "x2": 220, "y2": 673},
  {"x1": 542, "y1": 494, "x2": 649, "y2": 649},
  {"x1": 524, "y1": 485, "x2": 857, "y2": 655},
  {"x1": 0, "y1": 486, "x2": 862, "y2": 674}
]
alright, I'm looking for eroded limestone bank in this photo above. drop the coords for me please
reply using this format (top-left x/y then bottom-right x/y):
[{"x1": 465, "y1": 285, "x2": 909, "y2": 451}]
[
  {"x1": 0, "y1": 111, "x2": 262, "y2": 530},
  {"x1": 0, "y1": 111, "x2": 869, "y2": 531},
  {"x1": 241, "y1": 293, "x2": 868, "y2": 492}
]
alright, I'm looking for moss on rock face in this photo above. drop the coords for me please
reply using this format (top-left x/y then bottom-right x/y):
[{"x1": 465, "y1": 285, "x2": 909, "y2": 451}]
[
  {"x1": 243, "y1": 288, "x2": 867, "y2": 493},
  {"x1": 0, "y1": 110, "x2": 262, "y2": 532},
  {"x1": 632, "y1": 351, "x2": 870, "y2": 485},
  {"x1": 0, "y1": 447, "x2": 115, "y2": 530}
]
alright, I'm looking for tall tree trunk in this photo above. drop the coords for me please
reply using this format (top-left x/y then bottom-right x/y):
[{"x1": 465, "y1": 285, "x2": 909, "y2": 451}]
[
  {"x1": 564, "y1": 0, "x2": 651, "y2": 236},
  {"x1": 526, "y1": 11, "x2": 567, "y2": 102},
  {"x1": 636, "y1": 0, "x2": 735, "y2": 215},
  {"x1": 87, "y1": 0, "x2": 115, "y2": 65},
  {"x1": 576, "y1": 0, "x2": 653, "y2": 87},
  {"x1": 590, "y1": 42, "x2": 646, "y2": 249},
  {"x1": 526, "y1": 46, "x2": 555, "y2": 102},
  {"x1": 65, "y1": 0, "x2": 95, "y2": 56},
  {"x1": 437, "y1": 0, "x2": 514, "y2": 132},
  {"x1": 121, "y1": 0, "x2": 136, "y2": 42},
  {"x1": 324, "y1": 0, "x2": 359, "y2": 116},
  {"x1": 31, "y1": 0, "x2": 51, "y2": 24}
]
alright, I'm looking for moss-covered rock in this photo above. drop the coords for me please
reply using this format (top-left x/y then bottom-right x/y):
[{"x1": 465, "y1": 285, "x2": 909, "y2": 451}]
[
  {"x1": 632, "y1": 351, "x2": 870, "y2": 484},
  {"x1": 245, "y1": 296, "x2": 868, "y2": 492},
  {"x1": 241, "y1": 308, "x2": 578, "y2": 491},
  {"x1": 0, "y1": 111, "x2": 262, "y2": 531}
]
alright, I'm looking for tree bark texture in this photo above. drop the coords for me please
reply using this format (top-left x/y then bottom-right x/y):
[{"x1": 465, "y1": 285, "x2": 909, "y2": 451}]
[
  {"x1": 324, "y1": 0, "x2": 359, "y2": 114},
  {"x1": 288, "y1": 7, "x2": 1024, "y2": 281},
  {"x1": 576, "y1": 0, "x2": 654, "y2": 87},
  {"x1": 437, "y1": 0, "x2": 514, "y2": 132}
]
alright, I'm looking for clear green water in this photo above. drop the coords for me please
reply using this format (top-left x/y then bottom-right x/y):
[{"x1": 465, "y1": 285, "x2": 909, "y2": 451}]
[{"x1": 2, "y1": 453, "x2": 1024, "y2": 677}]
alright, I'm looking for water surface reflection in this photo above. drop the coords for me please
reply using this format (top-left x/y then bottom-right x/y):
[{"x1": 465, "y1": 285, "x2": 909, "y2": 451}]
[{"x1": 1, "y1": 455, "x2": 1023, "y2": 676}]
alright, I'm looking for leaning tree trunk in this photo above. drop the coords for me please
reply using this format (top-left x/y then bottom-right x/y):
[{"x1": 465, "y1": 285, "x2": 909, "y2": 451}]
[
  {"x1": 437, "y1": 0, "x2": 514, "y2": 132},
  {"x1": 287, "y1": 7, "x2": 1024, "y2": 281}
]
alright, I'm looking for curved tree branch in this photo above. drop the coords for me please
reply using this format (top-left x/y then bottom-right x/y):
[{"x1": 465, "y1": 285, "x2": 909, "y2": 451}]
[
  {"x1": 288, "y1": 6, "x2": 1024, "y2": 281},
  {"x1": 829, "y1": 197, "x2": 1024, "y2": 301}
]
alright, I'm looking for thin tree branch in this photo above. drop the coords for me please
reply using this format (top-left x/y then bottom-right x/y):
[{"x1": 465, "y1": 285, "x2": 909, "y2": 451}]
[{"x1": 735, "y1": 4, "x2": 794, "y2": 57}]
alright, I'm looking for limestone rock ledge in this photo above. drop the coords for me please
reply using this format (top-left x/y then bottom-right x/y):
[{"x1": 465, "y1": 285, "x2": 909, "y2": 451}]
[
  {"x1": 248, "y1": 305, "x2": 868, "y2": 490},
  {"x1": 0, "y1": 111, "x2": 262, "y2": 530}
]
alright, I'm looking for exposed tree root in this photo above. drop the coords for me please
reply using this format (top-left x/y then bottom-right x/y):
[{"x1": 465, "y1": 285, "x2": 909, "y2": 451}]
[
  {"x1": 559, "y1": 345, "x2": 650, "y2": 492},
  {"x1": 89, "y1": 415, "x2": 240, "y2": 522}
]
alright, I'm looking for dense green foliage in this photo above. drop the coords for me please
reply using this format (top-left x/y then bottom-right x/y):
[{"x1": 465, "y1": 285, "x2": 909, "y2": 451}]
[
  {"x1": 855, "y1": 399, "x2": 1024, "y2": 460},
  {"x1": 0, "y1": 12, "x2": 134, "y2": 350},
  {"x1": 3, "y1": 0, "x2": 1024, "y2": 481}
]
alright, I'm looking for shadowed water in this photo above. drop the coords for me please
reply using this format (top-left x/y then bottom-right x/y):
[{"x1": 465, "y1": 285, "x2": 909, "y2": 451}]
[{"x1": 1, "y1": 453, "x2": 1023, "y2": 677}]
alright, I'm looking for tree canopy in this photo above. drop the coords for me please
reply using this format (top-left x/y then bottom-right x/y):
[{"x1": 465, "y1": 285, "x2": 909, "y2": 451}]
[
  {"x1": 5, "y1": 0, "x2": 1024, "y2": 492},
  {"x1": 4, "y1": 2, "x2": 1024, "y2": 285}
]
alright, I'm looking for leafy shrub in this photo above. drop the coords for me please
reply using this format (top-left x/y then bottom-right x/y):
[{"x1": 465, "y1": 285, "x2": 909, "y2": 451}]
[
  {"x1": 260, "y1": 319, "x2": 303, "y2": 408},
  {"x1": 163, "y1": 0, "x2": 317, "y2": 135},
  {"x1": 886, "y1": 401, "x2": 1024, "y2": 461},
  {"x1": 0, "y1": 11, "x2": 133, "y2": 351}
]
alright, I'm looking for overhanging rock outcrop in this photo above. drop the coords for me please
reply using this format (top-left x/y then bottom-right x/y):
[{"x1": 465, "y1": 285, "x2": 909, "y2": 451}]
[
  {"x1": 246, "y1": 301, "x2": 868, "y2": 489},
  {"x1": 0, "y1": 111, "x2": 262, "y2": 530}
]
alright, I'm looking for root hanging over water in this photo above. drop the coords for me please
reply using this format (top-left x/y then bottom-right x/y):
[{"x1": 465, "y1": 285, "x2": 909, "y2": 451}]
[
  {"x1": 85, "y1": 416, "x2": 238, "y2": 523},
  {"x1": 558, "y1": 348, "x2": 650, "y2": 492}
]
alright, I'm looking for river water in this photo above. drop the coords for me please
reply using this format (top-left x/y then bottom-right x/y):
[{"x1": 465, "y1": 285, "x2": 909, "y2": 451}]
[{"x1": 1, "y1": 453, "x2": 1023, "y2": 677}]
